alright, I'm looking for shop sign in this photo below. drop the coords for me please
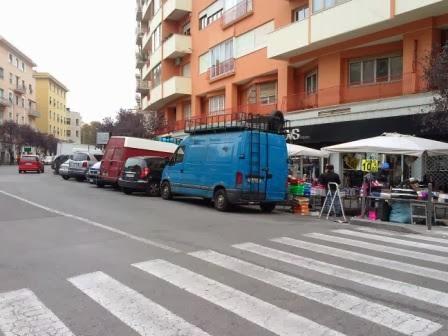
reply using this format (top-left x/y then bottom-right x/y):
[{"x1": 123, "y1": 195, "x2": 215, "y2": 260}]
[
  {"x1": 23, "y1": 147, "x2": 32, "y2": 153},
  {"x1": 361, "y1": 159, "x2": 379, "y2": 172}
]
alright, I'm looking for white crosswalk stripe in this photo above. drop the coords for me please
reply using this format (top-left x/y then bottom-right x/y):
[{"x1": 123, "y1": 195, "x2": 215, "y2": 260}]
[
  {"x1": 234, "y1": 242, "x2": 448, "y2": 309},
  {"x1": 272, "y1": 237, "x2": 448, "y2": 283},
  {"x1": 0, "y1": 288, "x2": 75, "y2": 336},
  {"x1": 356, "y1": 227, "x2": 448, "y2": 245},
  {"x1": 68, "y1": 271, "x2": 211, "y2": 336},
  {"x1": 334, "y1": 229, "x2": 448, "y2": 253},
  {"x1": 133, "y1": 259, "x2": 346, "y2": 336},
  {"x1": 304, "y1": 232, "x2": 448, "y2": 265},
  {"x1": 190, "y1": 249, "x2": 442, "y2": 336}
]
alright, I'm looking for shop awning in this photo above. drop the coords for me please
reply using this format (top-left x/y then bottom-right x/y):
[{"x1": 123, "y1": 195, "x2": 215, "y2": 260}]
[
  {"x1": 287, "y1": 143, "x2": 327, "y2": 157},
  {"x1": 321, "y1": 133, "x2": 448, "y2": 157}
]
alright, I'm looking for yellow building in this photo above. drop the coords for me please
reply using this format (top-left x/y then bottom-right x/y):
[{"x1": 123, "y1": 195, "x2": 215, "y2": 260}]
[{"x1": 34, "y1": 72, "x2": 69, "y2": 141}]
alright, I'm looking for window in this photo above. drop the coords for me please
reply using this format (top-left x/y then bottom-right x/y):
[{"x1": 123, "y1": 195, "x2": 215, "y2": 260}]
[
  {"x1": 173, "y1": 146, "x2": 185, "y2": 164},
  {"x1": 183, "y1": 21, "x2": 191, "y2": 35},
  {"x1": 293, "y1": 6, "x2": 309, "y2": 22},
  {"x1": 21, "y1": 97, "x2": 25, "y2": 108},
  {"x1": 50, "y1": 97, "x2": 52, "y2": 105},
  {"x1": 22, "y1": 80, "x2": 25, "y2": 89},
  {"x1": 183, "y1": 103, "x2": 192, "y2": 120},
  {"x1": 150, "y1": 63, "x2": 162, "y2": 87},
  {"x1": 305, "y1": 71, "x2": 318, "y2": 94},
  {"x1": 29, "y1": 84, "x2": 33, "y2": 94},
  {"x1": 312, "y1": 0, "x2": 347, "y2": 13},
  {"x1": 9, "y1": 73, "x2": 13, "y2": 84},
  {"x1": 16, "y1": 58, "x2": 19, "y2": 68},
  {"x1": 0, "y1": 67, "x2": 3, "y2": 79},
  {"x1": 9, "y1": 92, "x2": 13, "y2": 103},
  {"x1": 208, "y1": 95, "x2": 225, "y2": 115},
  {"x1": 21, "y1": 62, "x2": 25, "y2": 72},
  {"x1": 349, "y1": 56, "x2": 403, "y2": 85},
  {"x1": 259, "y1": 82, "x2": 277, "y2": 104},
  {"x1": 0, "y1": 89, "x2": 4, "y2": 98},
  {"x1": 150, "y1": 24, "x2": 162, "y2": 54},
  {"x1": 210, "y1": 38, "x2": 234, "y2": 67},
  {"x1": 15, "y1": 95, "x2": 19, "y2": 105},
  {"x1": 9, "y1": 54, "x2": 13, "y2": 63},
  {"x1": 76, "y1": 119, "x2": 79, "y2": 126},
  {"x1": 199, "y1": 15, "x2": 207, "y2": 30},
  {"x1": 207, "y1": 10, "x2": 223, "y2": 25},
  {"x1": 76, "y1": 130, "x2": 79, "y2": 137},
  {"x1": 199, "y1": 52, "x2": 210, "y2": 74}
]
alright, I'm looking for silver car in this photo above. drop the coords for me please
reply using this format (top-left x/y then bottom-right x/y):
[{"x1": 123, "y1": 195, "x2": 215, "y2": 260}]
[
  {"x1": 68, "y1": 152, "x2": 103, "y2": 182},
  {"x1": 60, "y1": 160, "x2": 71, "y2": 180}
]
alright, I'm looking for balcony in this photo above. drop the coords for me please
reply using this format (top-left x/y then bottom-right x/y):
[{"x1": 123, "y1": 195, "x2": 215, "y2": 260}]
[
  {"x1": 154, "y1": 120, "x2": 185, "y2": 135},
  {"x1": 222, "y1": 0, "x2": 253, "y2": 28},
  {"x1": 142, "y1": 96, "x2": 151, "y2": 111},
  {"x1": 142, "y1": 62, "x2": 151, "y2": 80},
  {"x1": 148, "y1": 76, "x2": 191, "y2": 110},
  {"x1": 162, "y1": 34, "x2": 192, "y2": 60},
  {"x1": 268, "y1": 0, "x2": 391, "y2": 60},
  {"x1": 0, "y1": 96, "x2": 11, "y2": 107},
  {"x1": 136, "y1": 51, "x2": 147, "y2": 68},
  {"x1": 208, "y1": 58, "x2": 235, "y2": 81},
  {"x1": 136, "y1": 80, "x2": 150, "y2": 94},
  {"x1": 135, "y1": 26, "x2": 144, "y2": 44},
  {"x1": 142, "y1": 30, "x2": 151, "y2": 51},
  {"x1": 163, "y1": 0, "x2": 192, "y2": 21},
  {"x1": 142, "y1": 0, "x2": 152, "y2": 21},
  {"x1": 28, "y1": 108, "x2": 40, "y2": 118},
  {"x1": 13, "y1": 84, "x2": 26, "y2": 95},
  {"x1": 396, "y1": 0, "x2": 446, "y2": 15},
  {"x1": 136, "y1": 0, "x2": 143, "y2": 21}
]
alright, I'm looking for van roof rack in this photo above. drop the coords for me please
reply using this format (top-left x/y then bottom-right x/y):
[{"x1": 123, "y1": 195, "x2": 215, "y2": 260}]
[{"x1": 184, "y1": 112, "x2": 290, "y2": 135}]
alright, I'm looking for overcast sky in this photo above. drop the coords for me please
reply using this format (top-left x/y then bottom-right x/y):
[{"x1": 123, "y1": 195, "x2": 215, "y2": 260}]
[{"x1": 0, "y1": 0, "x2": 136, "y2": 123}]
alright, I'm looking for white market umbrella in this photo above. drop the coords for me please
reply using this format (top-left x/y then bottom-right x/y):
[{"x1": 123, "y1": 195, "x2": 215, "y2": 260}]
[
  {"x1": 287, "y1": 143, "x2": 327, "y2": 157},
  {"x1": 322, "y1": 133, "x2": 448, "y2": 157}
]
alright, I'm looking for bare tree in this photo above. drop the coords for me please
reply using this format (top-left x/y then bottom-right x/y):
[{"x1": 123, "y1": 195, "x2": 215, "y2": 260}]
[{"x1": 423, "y1": 43, "x2": 448, "y2": 131}]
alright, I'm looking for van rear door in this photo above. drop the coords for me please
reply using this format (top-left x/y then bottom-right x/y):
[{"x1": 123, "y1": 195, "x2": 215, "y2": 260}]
[{"x1": 265, "y1": 134, "x2": 288, "y2": 201}]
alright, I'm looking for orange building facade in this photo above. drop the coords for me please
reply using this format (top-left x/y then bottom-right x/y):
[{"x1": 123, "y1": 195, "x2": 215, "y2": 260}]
[{"x1": 135, "y1": 0, "x2": 448, "y2": 140}]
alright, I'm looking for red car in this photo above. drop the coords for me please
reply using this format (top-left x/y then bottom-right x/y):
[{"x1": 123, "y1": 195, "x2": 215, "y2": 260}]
[{"x1": 18, "y1": 155, "x2": 44, "y2": 174}]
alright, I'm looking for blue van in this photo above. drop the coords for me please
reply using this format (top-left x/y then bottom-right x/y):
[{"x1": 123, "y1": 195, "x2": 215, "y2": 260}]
[{"x1": 161, "y1": 113, "x2": 288, "y2": 212}]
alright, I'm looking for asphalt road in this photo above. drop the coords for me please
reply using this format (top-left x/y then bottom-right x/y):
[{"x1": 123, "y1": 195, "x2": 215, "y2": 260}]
[{"x1": 1, "y1": 165, "x2": 448, "y2": 336}]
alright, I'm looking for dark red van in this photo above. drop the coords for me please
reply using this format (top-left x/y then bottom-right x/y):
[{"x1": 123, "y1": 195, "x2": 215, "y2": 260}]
[{"x1": 98, "y1": 136, "x2": 177, "y2": 187}]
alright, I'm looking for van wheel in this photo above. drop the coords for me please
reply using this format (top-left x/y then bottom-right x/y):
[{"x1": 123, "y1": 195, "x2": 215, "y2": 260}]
[
  {"x1": 146, "y1": 182, "x2": 160, "y2": 197},
  {"x1": 214, "y1": 189, "x2": 230, "y2": 212},
  {"x1": 161, "y1": 181, "x2": 172, "y2": 200},
  {"x1": 123, "y1": 188, "x2": 133, "y2": 195},
  {"x1": 260, "y1": 203, "x2": 276, "y2": 213},
  {"x1": 96, "y1": 181, "x2": 105, "y2": 188},
  {"x1": 62, "y1": 175, "x2": 69, "y2": 180}
]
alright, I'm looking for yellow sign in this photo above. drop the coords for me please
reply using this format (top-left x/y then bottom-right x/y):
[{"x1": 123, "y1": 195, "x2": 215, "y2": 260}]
[{"x1": 361, "y1": 159, "x2": 379, "y2": 172}]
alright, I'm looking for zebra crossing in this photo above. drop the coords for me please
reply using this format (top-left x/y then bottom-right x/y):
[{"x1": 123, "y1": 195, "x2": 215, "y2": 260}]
[{"x1": 1, "y1": 228, "x2": 448, "y2": 336}]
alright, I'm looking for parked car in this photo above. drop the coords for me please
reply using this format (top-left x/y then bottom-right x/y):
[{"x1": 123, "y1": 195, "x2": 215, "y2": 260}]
[
  {"x1": 60, "y1": 160, "x2": 71, "y2": 180},
  {"x1": 43, "y1": 155, "x2": 54, "y2": 165},
  {"x1": 161, "y1": 114, "x2": 288, "y2": 212},
  {"x1": 98, "y1": 136, "x2": 177, "y2": 188},
  {"x1": 118, "y1": 156, "x2": 167, "y2": 196},
  {"x1": 68, "y1": 152, "x2": 103, "y2": 182},
  {"x1": 52, "y1": 154, "x2": 71, "y2": 174},
  {"x1": 87, "y1": 161, "x2": 102, "y2": 184},
  {"x1": 18, "y1": 155, "x2": 44, "y2": 174}
]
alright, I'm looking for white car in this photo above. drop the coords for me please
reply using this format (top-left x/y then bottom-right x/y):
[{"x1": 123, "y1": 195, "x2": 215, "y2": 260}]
[
  {"x1": 43, "y1": 155, "x2": 54, "y2": 165},
  {"x1": 60, "y1": 160, "x2": 71, "y2": 180}
]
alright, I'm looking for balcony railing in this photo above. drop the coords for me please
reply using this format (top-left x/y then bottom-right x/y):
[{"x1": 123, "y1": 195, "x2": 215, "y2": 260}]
[
  {"x1": 135, "y1": 26, "x2": 144, "y2": 44},
  {"x1": 13, "y1": 84, "x2": 26, "y2": 95},
  {"x1": 208, "y1": 58, "x2": 235, "y2": 81},
  {"x1": 136, "y1": 51, "x2": 147, "y2": 67},
  {"x1": 0, "y1": 96, "x2": 11, "y2": 107},
  {"x1": 281, "y1": 73, "x2": 430, "y2": 113},
  {"x1": 136, "y1": 80, "x2": 150, "y2": 93},
  {"x1": 222, "y1": 0, "x2": 253, "y2": 27}
]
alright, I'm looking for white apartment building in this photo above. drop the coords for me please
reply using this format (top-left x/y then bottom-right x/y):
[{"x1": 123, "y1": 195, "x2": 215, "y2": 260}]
[{"x1": 67, "y1": 109, "x2": 82, "y2": 144}]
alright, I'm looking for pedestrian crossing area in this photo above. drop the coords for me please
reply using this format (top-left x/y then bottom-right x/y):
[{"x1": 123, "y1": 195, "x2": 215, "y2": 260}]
[{"x1": 1, "y1": 228, "x2": 448, "y2": 336}]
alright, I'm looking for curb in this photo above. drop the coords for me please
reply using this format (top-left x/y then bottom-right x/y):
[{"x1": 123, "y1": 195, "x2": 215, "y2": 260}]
[{"x1": 349, "y1": 218, "x2": 423, "y2": 234}]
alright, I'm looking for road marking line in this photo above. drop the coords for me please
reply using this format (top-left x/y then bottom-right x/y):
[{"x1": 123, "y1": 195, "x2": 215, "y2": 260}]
[
  {"x1": 0, "y1": 288, "x2": 75, "y2": 336},
  {"x1": 0, "y1": 190, "x2": 180, "y2": 253},
  {"x1": 190, "y1": 249, "x2": 441, "y2": 336},
  {"x1": 273, "y1": 237, "x2": 448, "y2": 283},
  {"x1": 234, "y1": 243, "x2": 448, "y2": 309},
  {"x1": 69, "y1": 271, "x2": 209, "y2": 336},
  {"x1": 334, "y1": 229, "x2": 448, "y2": 253},
  {"x1": 357, "y1": 227, "x2": 448, "y2": 244},
  {"x1": 305, "y1": 233, "x2": 448, "y2": 265},
  {"x1": 133, "y1": 259, "x2": 345, "y2": 336}
]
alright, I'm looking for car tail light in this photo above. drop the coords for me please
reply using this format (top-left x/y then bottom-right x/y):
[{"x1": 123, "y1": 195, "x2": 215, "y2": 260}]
[
  {"x1": 236, "y1": 171, "x2": 243, "y2": 187},
  {"x1": 140, "y1": 167, "x2": 150, "y2": 178},
  {"x1": 82, "y1": 161, "x2": 88, "y2": 168}
]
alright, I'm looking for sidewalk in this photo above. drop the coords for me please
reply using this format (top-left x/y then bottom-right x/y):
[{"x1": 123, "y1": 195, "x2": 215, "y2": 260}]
[{"x1": 349, "y1": 217, "x2": 448, "y2": 235}]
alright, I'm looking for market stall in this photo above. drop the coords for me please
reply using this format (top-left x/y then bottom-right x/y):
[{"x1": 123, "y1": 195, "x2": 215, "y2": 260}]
[
  {"x1": 287, "y1": 144, "x2": 327, "y2": 214},
  {"x1": 322, "y1": 133, "x2": 448, "y2": 226}
]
